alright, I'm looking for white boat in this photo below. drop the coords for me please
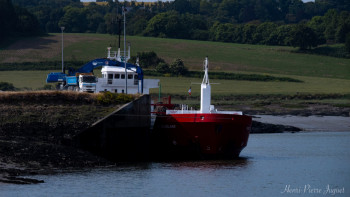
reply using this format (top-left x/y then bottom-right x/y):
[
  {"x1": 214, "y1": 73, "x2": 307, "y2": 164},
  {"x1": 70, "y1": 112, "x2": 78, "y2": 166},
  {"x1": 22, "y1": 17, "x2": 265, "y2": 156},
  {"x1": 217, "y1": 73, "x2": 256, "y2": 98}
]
[{"x1": 94, "y1": 47, "x2": 159, "y2": 94}]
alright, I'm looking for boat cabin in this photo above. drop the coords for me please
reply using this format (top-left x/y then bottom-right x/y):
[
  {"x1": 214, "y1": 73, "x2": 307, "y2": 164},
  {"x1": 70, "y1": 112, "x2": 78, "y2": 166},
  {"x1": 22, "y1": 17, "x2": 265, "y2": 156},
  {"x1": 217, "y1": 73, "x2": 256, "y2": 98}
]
[{"x1": 95, "y1": 49, "x2": 159, "y2": 94}]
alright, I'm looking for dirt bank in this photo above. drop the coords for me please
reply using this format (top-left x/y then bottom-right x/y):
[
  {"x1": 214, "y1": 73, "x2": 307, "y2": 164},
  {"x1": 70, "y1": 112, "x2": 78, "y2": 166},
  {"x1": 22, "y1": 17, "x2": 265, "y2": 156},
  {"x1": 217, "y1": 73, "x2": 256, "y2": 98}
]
[
  {"x1": 219, "y1": 103, "x2": 350, "y2": 117},
  {"x1": 0, "y1": 91, "x2": 132, "y2": 184}
]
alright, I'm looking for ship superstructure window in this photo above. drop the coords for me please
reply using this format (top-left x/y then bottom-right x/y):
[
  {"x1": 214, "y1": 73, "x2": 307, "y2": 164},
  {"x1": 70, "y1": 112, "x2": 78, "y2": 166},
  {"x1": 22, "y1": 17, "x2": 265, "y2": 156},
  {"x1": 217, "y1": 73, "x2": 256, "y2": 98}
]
[
  {"x1": 128, "y1": 74, "x2": 133, "y2": 79},
  {"x1": 134, "y1": 74, "x2": 138, "y2": 85},
  {"x1": 114, "y1": 74, "x2": 120, "y2": 79},
  {"x1": 108, "y1": 74, "x2": 113, "y2": 84},
  {"x1": 121, "y1": 74, "x2": 125, "y2": 79}
]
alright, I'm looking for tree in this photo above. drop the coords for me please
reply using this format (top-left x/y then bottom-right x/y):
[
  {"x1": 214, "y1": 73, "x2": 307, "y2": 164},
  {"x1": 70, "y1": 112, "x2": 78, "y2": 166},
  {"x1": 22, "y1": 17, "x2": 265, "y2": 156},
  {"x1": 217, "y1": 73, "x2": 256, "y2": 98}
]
[
  {"x1": 0, "y1": 82, "x2": 16, "y2": 91},
  {"x1": 143, "y1": 11, "x2": 195, "y2": 39},
  {"x1": 308, "y1": 15, "x2": 326, "y2": 45},
  {"x1": 216, "y1": 0, "x2": 240, "y2": 23},
  {"x1": 143, "y1": 12, "x2": 172, "y2": 37},
  {"x1": 0, "y1": 0, "x2": 17, "y2": 41},
  {"x1": 242, "y1": 23, "x2": 257, "y2": 44},
  {"x1": 59, "y1": 6, "x2": 87, "y2": 33},
  {"x1": 239, "y1": 5, "x2": 255, "y2": 23},
  {"x1": 323, "y1": 9, "x2": 339, "y2": 42},
  {"x1": 209, "y1": 22, "x2": 235, "y2": 42},
  {"x1": 130, "y1": 51, "x2": 165, "y2": 68},
  {"x1": 155, "y1": 62, "x2": 170, "y2": 74},
  {"x1": 266, "y1": 25, "x2": 292, "y2": 46},
  {"x1": 254, "y1": 0, "x2": 281, "y2": 22},
  {"x1": 199, "y1": 0, "x2": 213, "y2": 16},
  {"x1": 104, "y1": 12, "x2": 119, "y2": 35},
  {"x1": 45, "y1": 8, "x2": 64, "y2": 33},
  {"x1": 85, "y1": 3, "x2": 106, "y2": 33},
  {"x1": 289, "y1": 23, "x2": 318, "y2": 50},
  {"x1": 253, "y1": 22, "x2": 277, "y2": 44},
  {"x1": 173, "y1": 0, "x2": 192, "y2": 14},
  {"x1": 170, "y1": 59, "x2": 188, "y2": 76},
  {"x1": 346, "y1": 33, "x2": 350, "y2": 53},
  {"x1": 335, "y1": 11, "x2": 350, "y2": 43},
  {"x1": 232, "y1": 24, "x2": 244, "y2": 43},
  {"x1": 126, "y1": 10, "x2": 153, "y2": 36},
  {"x1": 15, "y1": 6, "x2": 41, "y2": 36}
]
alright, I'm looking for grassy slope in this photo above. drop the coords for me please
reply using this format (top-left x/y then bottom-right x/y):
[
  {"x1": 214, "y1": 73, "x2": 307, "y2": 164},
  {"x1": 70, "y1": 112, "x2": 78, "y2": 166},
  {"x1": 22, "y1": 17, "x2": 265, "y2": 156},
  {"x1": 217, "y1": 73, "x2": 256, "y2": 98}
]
[
  {"x1": 0, "y1": 70, "x2": 55, "y2": 89},
  {"x1": 149, "y1": 75, "x2": 350, "y2": 96},
  {"x1": 63, "y1": 34, "x2": 350, "y2": 80},
  {"x1": 0, "y1": 34, "x2": 349, "y2": 97},
  {"x1": 1, "y1": 33, "x2": 349, "y2": 79}
]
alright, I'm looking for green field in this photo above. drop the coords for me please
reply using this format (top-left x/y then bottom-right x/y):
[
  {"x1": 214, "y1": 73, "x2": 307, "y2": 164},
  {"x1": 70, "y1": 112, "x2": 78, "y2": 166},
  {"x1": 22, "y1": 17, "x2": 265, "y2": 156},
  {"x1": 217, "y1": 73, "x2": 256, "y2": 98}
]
[
  {"x1": 54, "y1": 35, "x2": 350, "y2": 80},
  {"x1": 1, "y1": 33, "x2": 349, "y2": 79},
  {"x1": 150, "y1": 75, "x2": 350, "y2": 96},
  {"x1": 1, "y1": 70, "x2": 349, "y2": 95},
  {"x1": 0, "y1": 34, "x2": 349, "y2": 104}
]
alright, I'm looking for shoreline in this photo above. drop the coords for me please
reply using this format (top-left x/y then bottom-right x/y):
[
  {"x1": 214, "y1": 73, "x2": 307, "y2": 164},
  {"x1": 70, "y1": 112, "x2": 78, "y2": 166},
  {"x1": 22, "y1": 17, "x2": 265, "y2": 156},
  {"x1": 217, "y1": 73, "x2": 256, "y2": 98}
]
[
  {"x1": 223, "y1": 102, "x2": 350, "y2": 118},
  {"x1": 0, "y1": 97, "x2": 349, "y2": 184},
  {"x1": 0, "y1": 116, "x2": 348, "y2": 184},
  {"x1": 253, "y1": 115, "x2": 350, "y2": 132}
]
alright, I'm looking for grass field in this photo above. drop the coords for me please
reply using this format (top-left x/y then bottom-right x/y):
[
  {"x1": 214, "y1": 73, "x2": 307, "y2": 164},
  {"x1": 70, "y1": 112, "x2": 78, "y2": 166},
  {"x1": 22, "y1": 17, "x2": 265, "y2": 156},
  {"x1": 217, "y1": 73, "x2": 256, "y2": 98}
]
[
  {"x1": 1, "y1": 70, "x2": 349, "y2": 95},
  {"x1": 1, "y1": 34, "x2": 349, "y2": 80},
  {"x1": 0, "y1": 34, "x2": 349, "y2": 107},
  {"x1": 149, "y1": 75, "x2": 350, "y2": 96}
]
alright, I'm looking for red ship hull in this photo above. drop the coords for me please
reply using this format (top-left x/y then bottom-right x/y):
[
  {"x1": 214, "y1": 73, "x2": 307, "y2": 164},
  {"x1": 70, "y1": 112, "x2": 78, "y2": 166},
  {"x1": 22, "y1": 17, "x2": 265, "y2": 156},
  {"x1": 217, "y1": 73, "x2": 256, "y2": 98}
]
[{"x1": 152, "y1": 113, "x2": 252, "y2": 159}]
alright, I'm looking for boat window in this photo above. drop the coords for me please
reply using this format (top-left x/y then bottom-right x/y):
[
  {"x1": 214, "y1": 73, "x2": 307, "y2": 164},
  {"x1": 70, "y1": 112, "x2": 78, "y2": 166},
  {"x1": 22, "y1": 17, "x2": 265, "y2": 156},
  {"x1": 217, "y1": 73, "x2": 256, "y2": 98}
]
[
  {"x1": 121, "y1": 74, "x2": 125, "y2": 79},
  {"x1": 133, "y1": 75, "x2": 138, "y2": 85},
  {"x1": 134, "y1": 75, "x2": 138, "y2": 79},
  {"x1": 128, "y1": 74, "x2": 133, "y2": 79},
  {"x1": 108, "y1": 74, "x2": 113, "y2": 79},
  {"x1": 114, "y1": 74, "x2": 120, "y2": 79}
]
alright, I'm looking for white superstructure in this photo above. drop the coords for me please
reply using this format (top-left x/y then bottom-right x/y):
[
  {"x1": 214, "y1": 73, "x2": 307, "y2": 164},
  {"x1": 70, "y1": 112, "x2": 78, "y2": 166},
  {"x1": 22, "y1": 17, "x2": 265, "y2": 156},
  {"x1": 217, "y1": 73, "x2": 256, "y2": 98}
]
[
  {"x1": 166, "y1": 57, "x2": 242, "y2": 115},
  {"x1": 94, "y1": 47, "x2": 159, "y2": 94}
]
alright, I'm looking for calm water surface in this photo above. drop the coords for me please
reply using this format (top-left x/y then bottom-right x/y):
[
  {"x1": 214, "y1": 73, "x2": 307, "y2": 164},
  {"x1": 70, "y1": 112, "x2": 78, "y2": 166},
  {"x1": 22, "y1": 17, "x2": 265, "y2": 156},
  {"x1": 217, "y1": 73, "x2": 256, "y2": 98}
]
[{"x1": 1, "y1": 131, "x2": 349, "y2": 197}]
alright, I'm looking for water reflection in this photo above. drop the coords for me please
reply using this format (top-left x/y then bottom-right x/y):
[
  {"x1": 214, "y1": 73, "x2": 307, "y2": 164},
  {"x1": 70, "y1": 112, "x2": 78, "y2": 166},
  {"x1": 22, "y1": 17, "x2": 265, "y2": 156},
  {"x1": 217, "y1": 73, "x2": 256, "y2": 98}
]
[
  {"x1": 157, "y1": 157, "x2": 251, "y2": 171},
  {"x1": 78, "y1": 157, "x2": 252, "y2": 175},
  {"x1": 1, "y1": 132, "x2": 348, "y2": 197}
]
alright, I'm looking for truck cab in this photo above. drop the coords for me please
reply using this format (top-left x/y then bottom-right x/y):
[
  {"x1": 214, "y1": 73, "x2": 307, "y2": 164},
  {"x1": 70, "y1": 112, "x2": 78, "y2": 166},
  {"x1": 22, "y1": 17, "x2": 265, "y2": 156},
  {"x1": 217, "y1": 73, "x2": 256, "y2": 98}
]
[{"x1": 79, "y1": 75, "x2": 97, "y2": 93}]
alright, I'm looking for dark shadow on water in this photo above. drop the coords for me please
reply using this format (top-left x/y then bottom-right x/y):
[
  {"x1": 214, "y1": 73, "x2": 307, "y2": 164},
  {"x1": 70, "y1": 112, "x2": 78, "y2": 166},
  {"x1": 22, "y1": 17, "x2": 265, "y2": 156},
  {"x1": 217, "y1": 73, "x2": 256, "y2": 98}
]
[
  {"x1": 78, "y1": 157, "x2": 253, "y2": 174},
  {"x1": 152, "y1": 157, "x2": 252, "y2": 171},
  {"x1": 26, "y1": 158, "x2": 253, "y2": 182}
]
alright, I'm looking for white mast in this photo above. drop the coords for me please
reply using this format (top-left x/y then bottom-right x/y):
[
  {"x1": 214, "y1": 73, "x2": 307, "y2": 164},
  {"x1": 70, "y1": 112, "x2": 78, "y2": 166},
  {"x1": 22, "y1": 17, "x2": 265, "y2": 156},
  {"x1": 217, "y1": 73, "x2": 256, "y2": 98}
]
[
  {"x1": 123, "y1": 6, "x2": 127, "y2": 94},
  {"x1": 60, "y1": 26, "x2": 65, "y2": 73},
  {"x1": 200, "y1": 57, "x2": 211, "y2": 113}
]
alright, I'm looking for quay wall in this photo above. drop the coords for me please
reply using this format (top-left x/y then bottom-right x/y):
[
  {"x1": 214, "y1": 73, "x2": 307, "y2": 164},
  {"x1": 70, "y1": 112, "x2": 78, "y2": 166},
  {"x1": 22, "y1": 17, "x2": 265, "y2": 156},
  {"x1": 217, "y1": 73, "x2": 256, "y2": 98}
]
[{"x1": 74, "y1": 95, "x2": 151, "y2": 161}]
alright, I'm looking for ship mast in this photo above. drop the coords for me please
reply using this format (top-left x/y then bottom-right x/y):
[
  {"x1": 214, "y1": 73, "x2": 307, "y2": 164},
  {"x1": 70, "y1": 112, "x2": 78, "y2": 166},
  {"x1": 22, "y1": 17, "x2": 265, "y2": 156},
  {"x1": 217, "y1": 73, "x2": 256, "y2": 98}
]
[
  {"x1": 200, "y1": 57, "x2": 211, "y2": 113},
  {"x1": 123, "y1": 6, "x2": 127, "y2": 94}
]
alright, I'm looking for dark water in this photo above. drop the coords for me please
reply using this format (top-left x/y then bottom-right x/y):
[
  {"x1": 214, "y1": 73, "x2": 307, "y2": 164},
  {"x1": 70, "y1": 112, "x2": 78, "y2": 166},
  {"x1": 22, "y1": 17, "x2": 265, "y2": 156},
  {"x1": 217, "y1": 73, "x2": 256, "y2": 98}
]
[{"x1": 1, "y1": 132, "x2": 349, "y2": 197}]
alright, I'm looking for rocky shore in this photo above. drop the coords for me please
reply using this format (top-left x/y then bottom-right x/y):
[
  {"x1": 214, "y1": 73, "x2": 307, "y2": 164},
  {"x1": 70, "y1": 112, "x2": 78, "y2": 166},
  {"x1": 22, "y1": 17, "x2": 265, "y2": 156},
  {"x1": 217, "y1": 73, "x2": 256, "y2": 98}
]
[
  {"x1": 0, "y1": 91, "x2": 124, "y2": 184},
  {"x1": 0, "y1": 91, "x2": 348, "y2": 184}
]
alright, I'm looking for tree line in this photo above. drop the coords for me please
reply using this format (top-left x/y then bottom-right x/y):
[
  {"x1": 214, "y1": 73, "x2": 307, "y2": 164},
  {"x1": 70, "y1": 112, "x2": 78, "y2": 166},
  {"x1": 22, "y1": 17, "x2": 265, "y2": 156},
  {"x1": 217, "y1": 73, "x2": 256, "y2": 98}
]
[
  {"x1": 0, "y1": 0, "x2": 42, "y2": 44},
  {"x1": 2, "y1": 0, "x2": 350, "y2": 51}
]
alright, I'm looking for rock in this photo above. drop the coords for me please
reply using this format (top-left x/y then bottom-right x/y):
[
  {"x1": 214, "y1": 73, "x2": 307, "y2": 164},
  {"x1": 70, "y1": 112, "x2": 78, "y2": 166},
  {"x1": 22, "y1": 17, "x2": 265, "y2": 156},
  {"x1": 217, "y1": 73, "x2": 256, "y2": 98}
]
[{"x1": 251, "y1": 121, "x2": 301, "y2": 133}]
